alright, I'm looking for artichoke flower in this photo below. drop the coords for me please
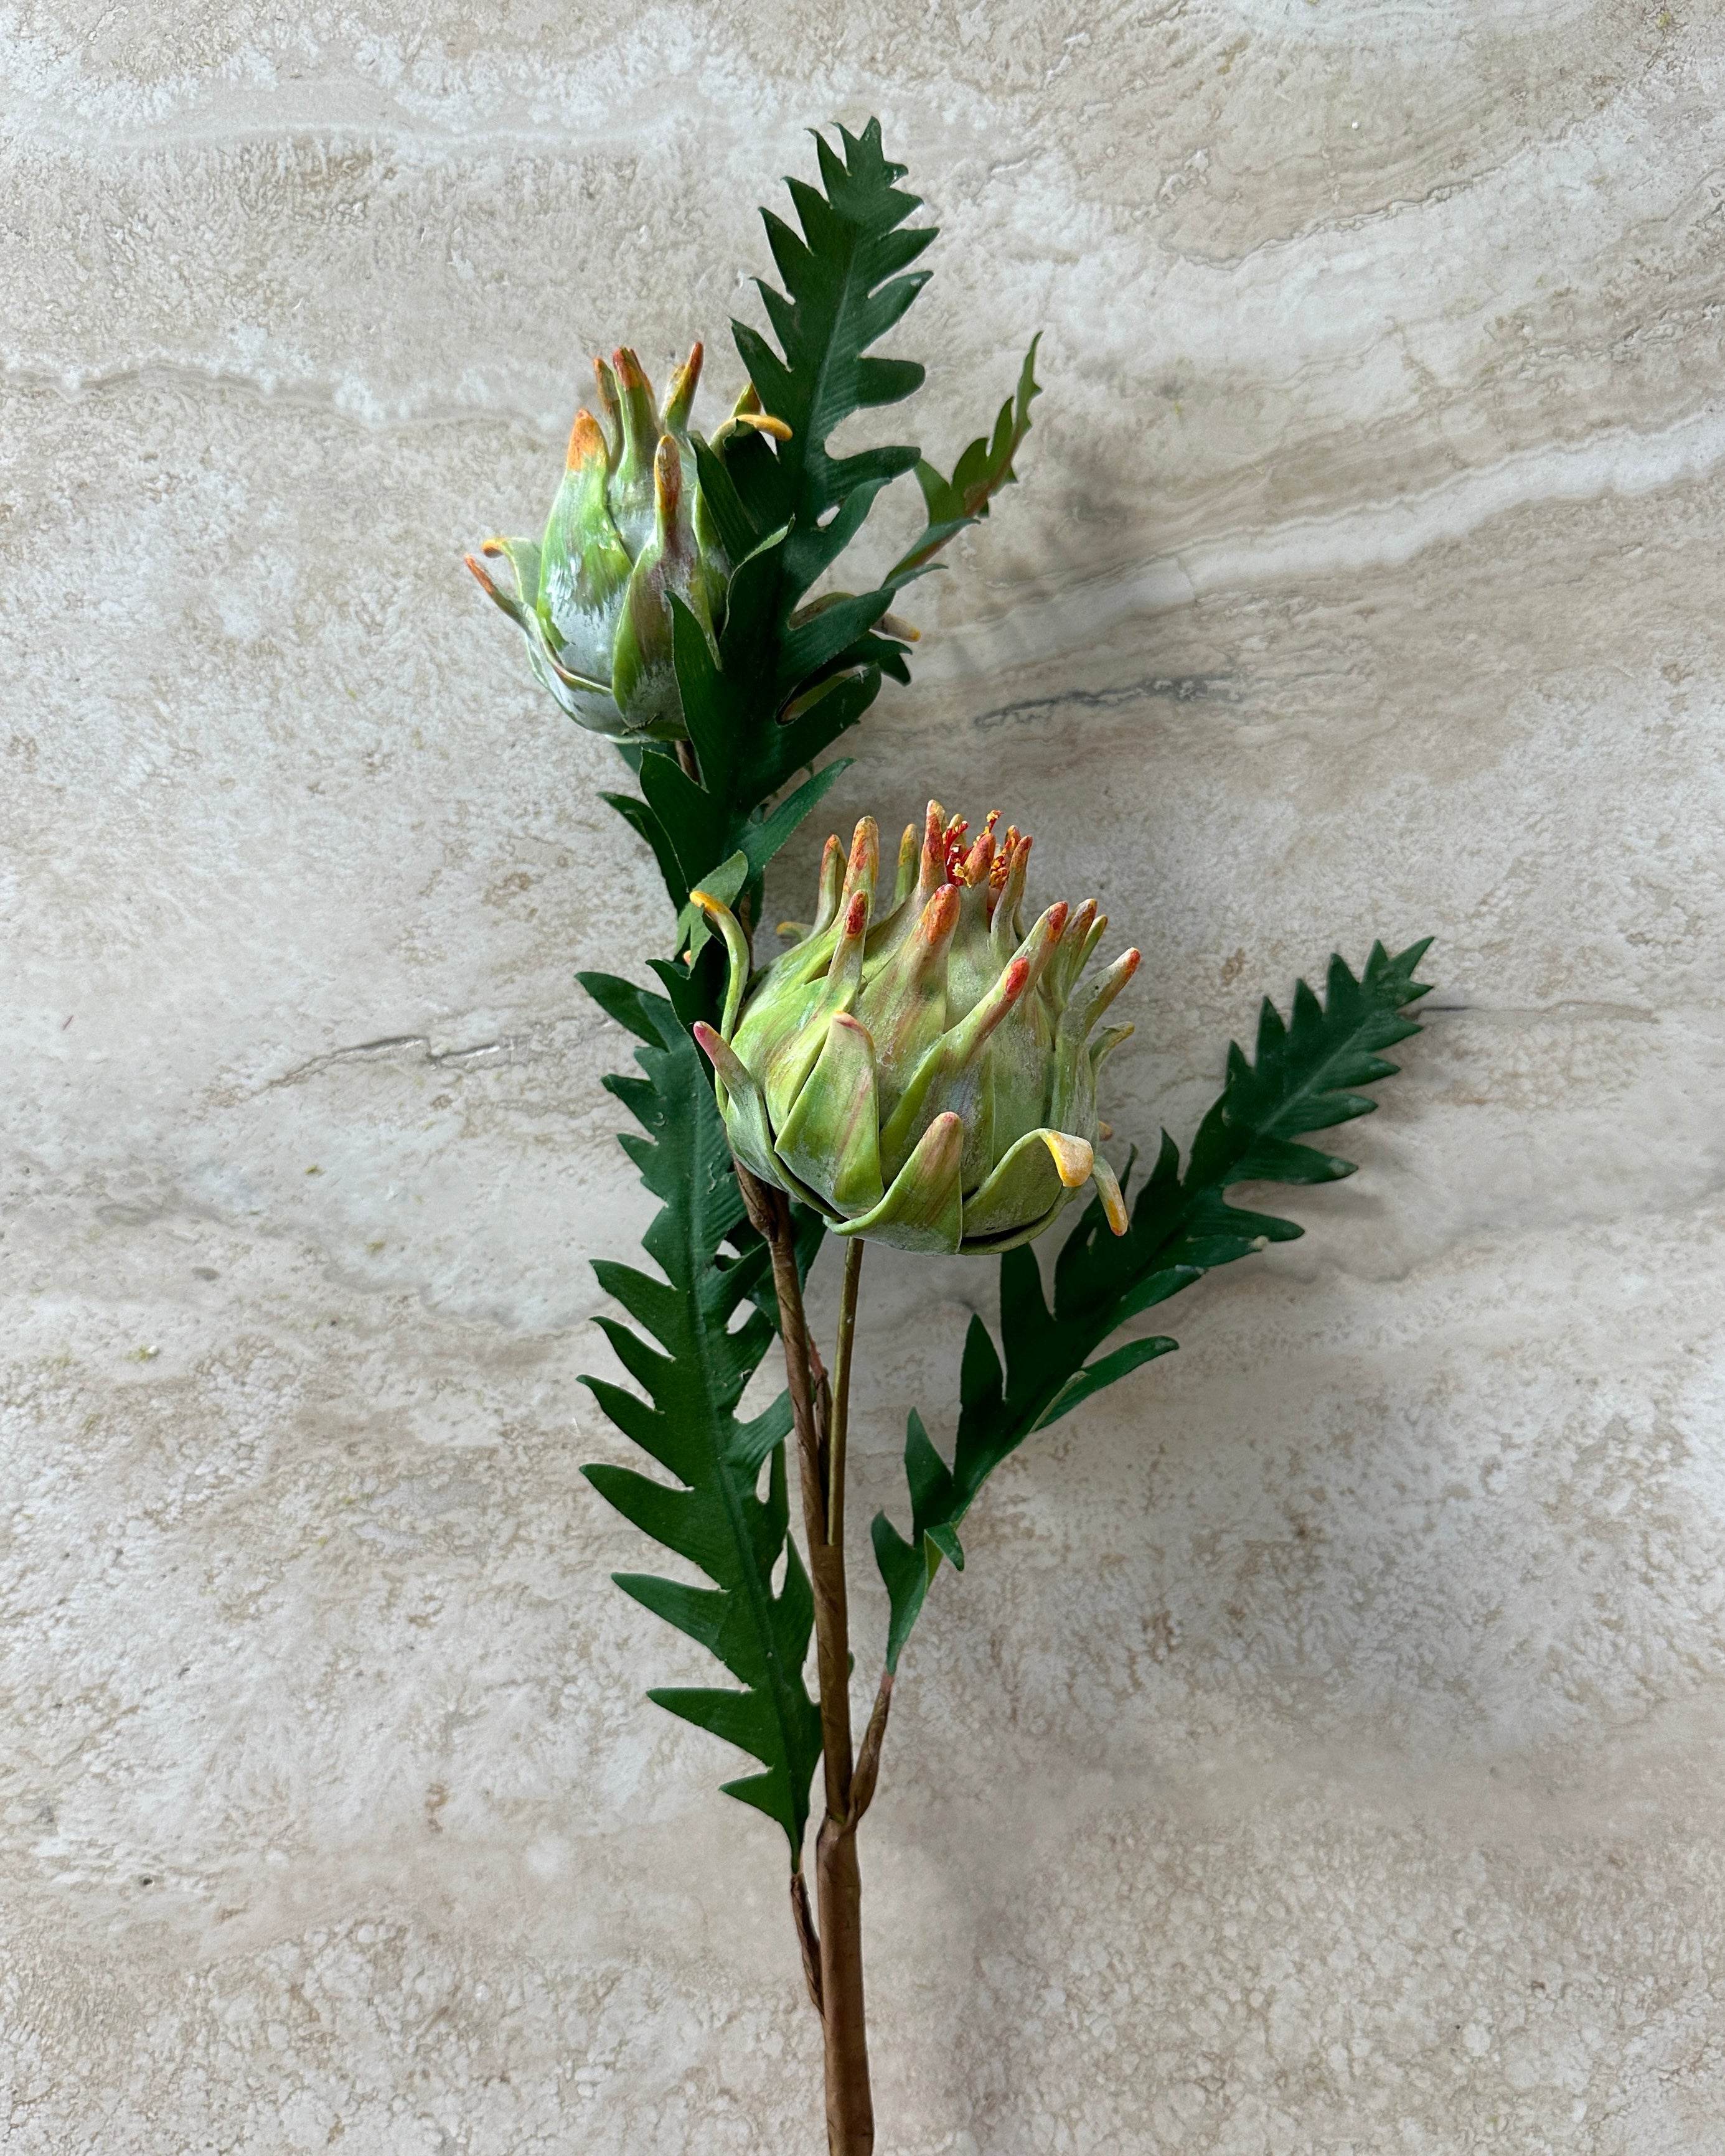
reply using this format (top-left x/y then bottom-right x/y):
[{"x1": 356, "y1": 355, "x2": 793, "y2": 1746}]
[
  {"x1": 692, "y1": 805, "x2": 1140, "y2": 1255},
  {"x1": 464, "y1": 343, "x2": 787, "y2": 741}
]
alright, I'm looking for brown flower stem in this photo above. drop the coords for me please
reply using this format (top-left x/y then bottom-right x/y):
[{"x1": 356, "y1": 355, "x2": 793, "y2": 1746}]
[
  {"x1": 736, "y1": 1164, "x2": 874, "y2": 2156},
  {"x1": 791, "y1": 1865, "x2": 824, "y2": 2016},
  {"x1": 847, "y1": 1670, "x2": 893, "y2": 1828}
]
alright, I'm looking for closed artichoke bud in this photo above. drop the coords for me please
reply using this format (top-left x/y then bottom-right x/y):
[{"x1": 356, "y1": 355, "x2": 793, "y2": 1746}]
[
  {"x1": 692, "y1": 805, "x2": 1139, "y2": 1256},
  {"x1": 465, "y1": 340, "x2": 767, "y2": 741}
]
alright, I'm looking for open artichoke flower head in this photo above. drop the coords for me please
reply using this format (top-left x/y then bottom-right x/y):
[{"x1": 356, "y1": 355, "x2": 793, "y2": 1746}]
[
  {"x1": 692, "y1": 805, "x2": 1141, "y2": 1256},
  {"x1": 465, "y1": 343, "x2": 784, "y2": 742}
]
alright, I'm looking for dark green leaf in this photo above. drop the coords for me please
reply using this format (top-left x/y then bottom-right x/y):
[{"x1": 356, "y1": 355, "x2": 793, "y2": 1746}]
[
  {"x1": 728, "y1": 121, "x2": 933, "y2": 660},
  {"x1": 873, "y1": 938, "x2": 1434, "y2": 1667},
  {"x1": 578, "y1": 967, "x2": 823, "y2": 1855},
  {"x1": 891, "y1": 335, "x2": 1042, "y2": 577}
]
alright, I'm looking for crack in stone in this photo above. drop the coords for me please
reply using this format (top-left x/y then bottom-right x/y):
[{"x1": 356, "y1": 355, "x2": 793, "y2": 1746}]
[
  {"x1": 263, "y1": 1015, "x2": 590, "y2": 1092},
  {"x1": 971, "y1": 673, "x2": 1238, "y2": 731}
]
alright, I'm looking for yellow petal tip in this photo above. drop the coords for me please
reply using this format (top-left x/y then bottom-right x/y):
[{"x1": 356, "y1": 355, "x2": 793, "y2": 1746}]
[
  {"x1": 1092, "y1": 1154, "x2": 1129, "y2": 1236},
  {"x1": 1040, "y1": 1132, "x2": 1094, "y2": 1189}
]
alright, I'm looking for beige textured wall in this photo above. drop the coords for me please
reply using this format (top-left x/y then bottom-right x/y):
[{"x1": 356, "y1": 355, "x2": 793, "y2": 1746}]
[{"x1": 5, "y1": 3, "x2": 1725, "y2": 2150}]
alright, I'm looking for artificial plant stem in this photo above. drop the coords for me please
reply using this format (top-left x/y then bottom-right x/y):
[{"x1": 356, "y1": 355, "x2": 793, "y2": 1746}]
[
  {"x1": 736, "y1": 1168, "x2": 855, "y2": 1809},
  {"x1": 735, "y1": 1163, "x2": 874, "y2": 2155},
  {"x1": 827, "y1": 1239, "x2": 864, "y2": 1542}
]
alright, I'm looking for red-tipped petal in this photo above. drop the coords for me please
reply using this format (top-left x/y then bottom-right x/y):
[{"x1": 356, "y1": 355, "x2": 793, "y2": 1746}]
[
  {"x1": 692, "y1": 1021, "x2": 723, "y2": 1066},
  {"x1": 837, "y1": 816, "x2": 880, "y2": 919},
  {"x1": 961, "y1": 829, "x2": 996, "y2": 886}
]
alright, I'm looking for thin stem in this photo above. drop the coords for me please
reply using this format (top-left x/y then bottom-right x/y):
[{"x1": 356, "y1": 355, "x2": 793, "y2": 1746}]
[
  {"x1": 735, "y1": 1163, "x2": 873, "y2": 2155},
  {"x1": 674, "y1": 737, "x2": 700, "y2": 784},
  {"x1": 827, "y1": 1239, "x2": 864, "y2": 1544}
]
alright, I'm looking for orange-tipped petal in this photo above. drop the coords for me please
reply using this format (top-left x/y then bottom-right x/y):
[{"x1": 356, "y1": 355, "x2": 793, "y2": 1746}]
[
  {"x1": 612, "y1": 346, "x2": 651, "y2": 396},
  {"x1": 960, "y1": 828, "x2": 996, "y2": 888},
  {"x1": 660, "y1": 340, "x2": 703, "y2": 433},
  {"x1": 565, "y1": 408, "x2": 609, "y2": 472}
]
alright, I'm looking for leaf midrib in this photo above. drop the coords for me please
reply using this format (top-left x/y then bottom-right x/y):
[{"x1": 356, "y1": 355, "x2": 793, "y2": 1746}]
[{"x1": 782, "y1": 203, "x2": 903, "y2": 566}]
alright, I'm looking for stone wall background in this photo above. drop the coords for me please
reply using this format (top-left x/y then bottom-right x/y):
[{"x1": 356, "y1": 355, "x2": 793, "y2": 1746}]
[{"x1": 5, "y1": 4, "x2": 1725, "y2": 2150}]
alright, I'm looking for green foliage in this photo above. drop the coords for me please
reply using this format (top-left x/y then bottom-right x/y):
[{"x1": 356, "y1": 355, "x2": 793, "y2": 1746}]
[
  {"x1": 577, "y1": 122, "x2": 1028, "y2": 1851},
  {"x1": 872, "y1": 939, "x2": 1434, "y2": 1670},
  {"x1": 577, "y1": 962, "x2": 824, "y2": 1854},
  {"x1": 892, "y1": 336, "x2": 1043, "y2": 577},
  {"x1": 602, "y1": 121, "x2": 1045, "y2": 957}
]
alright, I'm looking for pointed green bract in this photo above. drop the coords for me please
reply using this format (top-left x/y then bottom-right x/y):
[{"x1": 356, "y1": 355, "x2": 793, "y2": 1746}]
[
  {"x1": 872, "y1": 939, "x2": 1434, "y2": 1669},
  {"x1": 468, "y1": 351, "x2": 727, "y2": 743},
  {"x1": 576, "y1": 963, "x2": 823, "y2": 1855},
  {"x1": 695, "y1": 803, "x2": 1143, "y2": 1254},
  {"x1": 466, "y1": 124, "x2": 1049, "y2": 973}
]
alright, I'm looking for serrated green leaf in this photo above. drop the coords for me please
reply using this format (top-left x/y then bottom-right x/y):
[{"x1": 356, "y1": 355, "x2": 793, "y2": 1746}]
[
  {"x1": 891, "y1": 335, "x2": 1043, "y2": 578},
  {"x1": 601, "y1": 790, "x2": 689, "y2": 916},
  {"x1": 727, "y1": 121, "x2": 935, "y2": 693},
  {"x1": 873, "y1": 938, "x2": 1434, "y2": 1667},
  {"x1": 598, "y1": 128, "x2": 1037, "y2": 935},
  {"x1": 580, "y1": 968, "x2": 822, "y2": 1855},
  {"x1": 1033, "y1": 1334, "x2": 1178, "y2": 1432}
]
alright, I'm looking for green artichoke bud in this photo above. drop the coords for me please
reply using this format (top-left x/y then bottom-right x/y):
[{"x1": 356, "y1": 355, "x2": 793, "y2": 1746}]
[
  {"x1": 692, "y1": 804, "x2": 1140, "y2": 1255},
  {"x1": 465, "y1": 344, "x2": 787, "y2": 741}
]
